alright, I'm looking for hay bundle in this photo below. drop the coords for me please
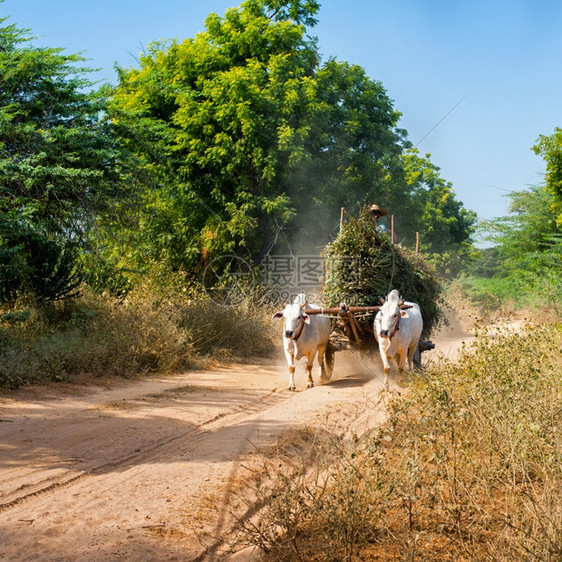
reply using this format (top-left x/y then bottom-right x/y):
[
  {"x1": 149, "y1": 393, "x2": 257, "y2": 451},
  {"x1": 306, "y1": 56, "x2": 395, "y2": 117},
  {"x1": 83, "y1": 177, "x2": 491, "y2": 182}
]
[{"x1": 322, "y1": 207, "x2": 443, "y2": 338}]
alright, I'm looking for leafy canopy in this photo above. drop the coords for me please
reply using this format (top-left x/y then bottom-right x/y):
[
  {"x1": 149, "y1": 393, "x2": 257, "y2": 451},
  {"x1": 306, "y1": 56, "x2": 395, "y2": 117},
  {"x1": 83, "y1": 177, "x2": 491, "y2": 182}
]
[
  {"x1": 1, "y1": 0, "x2": 477, "y2": 301},
  {"x1": 399, "y1": 149, "x2": 477, "y2": 275},
  {"x1": 0, "y1": 17, "x2": 119, "y2": 301},
  {"x1": 109, "y1": 0, "x2": 474, "y2": 275},
  {"x1": 465, "y1": 183, "x2": 562, "y2": 309},
  {"x1": 533, "y1": 127, "x2": 562, "y2": 225},
  {"x1": 109, "y1": 0, "x2": 327, "y2": 269}
]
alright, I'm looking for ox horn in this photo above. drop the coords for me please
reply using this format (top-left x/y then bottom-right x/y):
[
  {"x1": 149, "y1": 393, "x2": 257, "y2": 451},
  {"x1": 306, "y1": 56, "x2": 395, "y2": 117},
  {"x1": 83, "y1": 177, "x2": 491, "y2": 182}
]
[{"x1": 378, "y1": 296, "x2": 386, "y2": 305}]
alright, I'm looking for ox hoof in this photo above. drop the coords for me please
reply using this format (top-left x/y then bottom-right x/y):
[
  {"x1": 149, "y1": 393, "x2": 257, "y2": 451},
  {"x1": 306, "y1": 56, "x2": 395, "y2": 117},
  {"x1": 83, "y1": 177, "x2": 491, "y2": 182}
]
[
  {"x1": 307, "y1": 382, "x2": 314, "y2": 389},
  {"x1": 288, "y1": 386, "x2": 296, "y2": 392}
]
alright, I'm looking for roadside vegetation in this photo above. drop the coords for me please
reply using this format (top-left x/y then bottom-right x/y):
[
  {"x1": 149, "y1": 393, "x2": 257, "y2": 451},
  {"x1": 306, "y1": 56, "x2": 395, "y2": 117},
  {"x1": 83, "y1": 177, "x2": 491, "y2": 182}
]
[
  {"x1": 0, "y1": 278, "x2": 276, "y2": 389},
  {"x1": 241, "y1": 320, "x2": 562, "y2": 560},
  {"x1": 1, "y1": 1, "x2": 475, "y2": 307},
  {"x1": 458, "y1": 130, "x2": 562, "y2": 318}
]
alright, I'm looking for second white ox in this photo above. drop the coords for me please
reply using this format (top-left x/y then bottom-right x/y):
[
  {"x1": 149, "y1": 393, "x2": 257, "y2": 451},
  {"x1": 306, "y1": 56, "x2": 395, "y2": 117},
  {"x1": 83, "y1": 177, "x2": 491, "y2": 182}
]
[
  {"x1": 272, "y1": 295, "x2": 332, "y2": 391},
  {"x1": 374, "y1": 289, "x2": 423, "y2": 386}
]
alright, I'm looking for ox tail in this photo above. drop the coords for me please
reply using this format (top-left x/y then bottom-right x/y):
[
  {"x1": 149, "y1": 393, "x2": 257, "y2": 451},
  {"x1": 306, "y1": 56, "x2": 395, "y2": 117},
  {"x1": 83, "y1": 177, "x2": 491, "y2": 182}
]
[{"x1": 323, "y1": 342, "x2": 336, "y2": 382}]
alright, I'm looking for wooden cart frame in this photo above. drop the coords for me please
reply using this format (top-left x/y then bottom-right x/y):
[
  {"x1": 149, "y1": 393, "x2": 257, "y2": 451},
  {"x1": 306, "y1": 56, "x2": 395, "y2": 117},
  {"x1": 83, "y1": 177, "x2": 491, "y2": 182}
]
[
  {"x1": 304, "y1": 302, "x2": 434, "y2": 379},
  {"x1": 304, "y1": 303, "x2": 381, "y2": 352}
]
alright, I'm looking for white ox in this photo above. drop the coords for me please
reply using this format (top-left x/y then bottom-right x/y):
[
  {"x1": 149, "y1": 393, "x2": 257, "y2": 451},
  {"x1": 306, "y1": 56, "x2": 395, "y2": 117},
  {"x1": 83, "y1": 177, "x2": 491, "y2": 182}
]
[
  {"x1": 374, "y1": 289, "x2": 423, "y2": 386},
  {"x1": 272, "y1": 295, "x2": 332, "y2": 391}
]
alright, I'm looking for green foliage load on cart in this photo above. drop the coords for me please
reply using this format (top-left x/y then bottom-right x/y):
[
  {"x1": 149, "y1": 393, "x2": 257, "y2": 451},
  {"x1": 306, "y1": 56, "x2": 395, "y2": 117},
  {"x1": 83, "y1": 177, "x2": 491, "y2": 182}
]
[{"x1": 322, "y1": 207, "x2": 443, "y2": 338}]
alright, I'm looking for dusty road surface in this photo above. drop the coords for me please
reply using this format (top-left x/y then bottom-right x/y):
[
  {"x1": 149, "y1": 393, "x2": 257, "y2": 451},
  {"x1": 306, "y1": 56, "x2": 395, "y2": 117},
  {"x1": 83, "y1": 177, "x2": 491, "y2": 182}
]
[{"x1": 0, "y1": 324, "x2": 470, "y2": 561}]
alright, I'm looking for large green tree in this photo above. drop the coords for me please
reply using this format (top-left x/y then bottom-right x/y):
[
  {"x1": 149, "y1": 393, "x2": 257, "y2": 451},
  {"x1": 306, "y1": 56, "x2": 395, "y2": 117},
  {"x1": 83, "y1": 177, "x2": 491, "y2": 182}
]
[
  {"x1": 462, "y1": 183, "x2": 561, "y2": 310},
  {"x1": 484, "y1": 186, "x2": 561, "y2": 285},
  {"x1": 107, "y1": 0, "x2": 411, "y2": 270},
  {"x1": 462, "y1": 130, "x2": 562, "y2": 308},
  {"x1": 0, "y1": 17, "x2": 119, "y2": 301},
  {"x1": 399, "y1": 149, "x2": 477, "y2": 274},
  {"x1": 533, "y1": 127, "x2": 562, "y2": 225},
  {"x1": 105, "y1": 0, "x2": 475, "y2": 279}
]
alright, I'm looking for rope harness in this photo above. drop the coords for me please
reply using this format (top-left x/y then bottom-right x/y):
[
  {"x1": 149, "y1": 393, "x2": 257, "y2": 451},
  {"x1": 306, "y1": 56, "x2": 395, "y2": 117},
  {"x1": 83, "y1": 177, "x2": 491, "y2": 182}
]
[
  {"x1": 292, "y1": 314, "x2": 306, "y2": 341},
  {"x1": 388, "y1": 312, "x2": 401, "y2": 339}
]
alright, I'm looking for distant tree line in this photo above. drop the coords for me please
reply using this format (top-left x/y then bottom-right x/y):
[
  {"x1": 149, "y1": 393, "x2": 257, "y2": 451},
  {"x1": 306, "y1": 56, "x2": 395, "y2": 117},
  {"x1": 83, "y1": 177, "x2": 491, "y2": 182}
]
[
  {"x1": 465, "y1": 182, "x2": 562, "y2": 307},
  {"x1": 1, "y1": 0, "x2": 482, "y2": 303},
  {"x1": 463, "y1": 128, "x2": 562, "y2": 307}
]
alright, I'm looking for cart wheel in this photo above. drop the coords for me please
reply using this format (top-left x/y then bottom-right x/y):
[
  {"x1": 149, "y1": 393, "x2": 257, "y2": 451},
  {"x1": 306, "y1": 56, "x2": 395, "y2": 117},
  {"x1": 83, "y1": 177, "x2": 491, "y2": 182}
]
[{"x1": 323, "y1": 342, "x2": 335, "y2": 382}]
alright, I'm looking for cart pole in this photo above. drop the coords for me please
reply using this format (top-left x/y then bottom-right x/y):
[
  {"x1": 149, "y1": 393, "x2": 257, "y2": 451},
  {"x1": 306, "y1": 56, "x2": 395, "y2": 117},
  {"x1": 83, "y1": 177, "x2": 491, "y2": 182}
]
[
  {"x1": 340, "y1": 207, "x2": 345, "y2": 231},
  {"x1": 416, "y1": 231, "x2": 419, "y2": 253}
]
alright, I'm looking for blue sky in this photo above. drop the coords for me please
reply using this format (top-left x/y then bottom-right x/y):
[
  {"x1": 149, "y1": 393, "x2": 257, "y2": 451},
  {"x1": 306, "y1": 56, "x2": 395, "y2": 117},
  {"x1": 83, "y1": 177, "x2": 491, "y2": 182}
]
[{"x1": 4, "y1": 0, "x2": 562, "y2": 241}]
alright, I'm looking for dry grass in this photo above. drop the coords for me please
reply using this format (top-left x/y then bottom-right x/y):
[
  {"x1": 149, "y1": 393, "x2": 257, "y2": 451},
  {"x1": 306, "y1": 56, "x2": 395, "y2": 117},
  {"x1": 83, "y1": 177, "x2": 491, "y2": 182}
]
[
  {"x1": 240, "y1": 321, "x2": 562, "y2": 561},
  {"x1": 0, "y1": 282, "x2": 277, "y2": 389}
]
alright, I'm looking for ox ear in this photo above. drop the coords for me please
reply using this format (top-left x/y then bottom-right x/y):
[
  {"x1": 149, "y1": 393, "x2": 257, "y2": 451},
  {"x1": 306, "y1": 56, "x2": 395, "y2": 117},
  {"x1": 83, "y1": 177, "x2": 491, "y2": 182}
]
[
  {"x1": 271, "y1": 311, "x2": 284, "y2": 321},
  {"x1": 302, "y1": 312, "x2": 311, "y2": 324},
  {"x1": 399, "y1": 310, "x2": 409, "y2": 318}
]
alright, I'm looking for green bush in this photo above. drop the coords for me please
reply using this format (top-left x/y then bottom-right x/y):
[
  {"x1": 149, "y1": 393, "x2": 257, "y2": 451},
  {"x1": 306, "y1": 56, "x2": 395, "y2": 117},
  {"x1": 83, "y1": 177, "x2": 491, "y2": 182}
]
[{"x1": 457, "y1": 271, "x2": 562, "y2": 319}]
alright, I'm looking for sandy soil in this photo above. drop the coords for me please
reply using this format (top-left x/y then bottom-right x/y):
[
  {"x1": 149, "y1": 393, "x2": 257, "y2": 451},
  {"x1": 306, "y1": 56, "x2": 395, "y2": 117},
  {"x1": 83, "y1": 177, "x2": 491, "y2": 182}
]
[{"x1": 0, "y1": 323, "x2": 473, "y2": 561}]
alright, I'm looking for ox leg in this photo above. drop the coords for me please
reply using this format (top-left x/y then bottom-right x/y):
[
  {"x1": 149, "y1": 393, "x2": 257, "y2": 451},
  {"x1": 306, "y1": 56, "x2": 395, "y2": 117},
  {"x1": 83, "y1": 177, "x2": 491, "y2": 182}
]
[
  {"x1": 378, "y1": 341, "x2": 391, "y2": 388},
  {"x1": 407, "y1": 343, "x2": 418, "y2": 371},
  {"x1": 381, "y1": 352, "x2": 391, "y2": 387},
  {"x1": 284, "y1": 346, "x2": 297, "y2": 391},
  {"x1": 317, "y1": 344, "x2": 327, "y2": 384},
  {"x1": 378, "y1": 343, "x2": 392, "y2": 387},
  {"x1": 288, "y1": 365, "x2": 296, "y2": 391},
  {"x1": 306, "y1": 353, "x2": 315, "y2": 389},
  {"x1": 383, "y1": 360, "x2": 391, "y2": 387},
  {"x1": 396, "y1": 350, "x2": 407, "y2": 385}
]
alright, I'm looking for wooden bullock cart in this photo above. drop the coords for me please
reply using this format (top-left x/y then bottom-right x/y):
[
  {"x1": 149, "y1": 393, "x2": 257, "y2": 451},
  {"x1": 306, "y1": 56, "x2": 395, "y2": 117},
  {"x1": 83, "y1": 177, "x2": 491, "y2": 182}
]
[{"x1": 303, "y1": 302, "x2": 435, "y2": 380}]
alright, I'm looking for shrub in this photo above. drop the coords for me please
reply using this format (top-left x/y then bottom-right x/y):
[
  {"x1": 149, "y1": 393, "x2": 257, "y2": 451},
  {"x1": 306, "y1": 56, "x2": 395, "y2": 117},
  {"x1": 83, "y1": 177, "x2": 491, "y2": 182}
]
[
  {"x1": 457, "y1": 271, "x2": 562, "y2": 321},
  {"x1": 0, "y1": 281, "x2": 277, "y2": 389},
  {"x1": 241, "y1": 321, "x2": 562, "y2": 560}
]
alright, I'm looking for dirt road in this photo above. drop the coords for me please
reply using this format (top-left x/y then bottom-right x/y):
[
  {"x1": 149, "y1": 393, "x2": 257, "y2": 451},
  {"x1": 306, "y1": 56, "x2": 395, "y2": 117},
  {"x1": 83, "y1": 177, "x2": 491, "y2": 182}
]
[{"x1": 0, "y1": 325, "x2": 469, "y2": 561}]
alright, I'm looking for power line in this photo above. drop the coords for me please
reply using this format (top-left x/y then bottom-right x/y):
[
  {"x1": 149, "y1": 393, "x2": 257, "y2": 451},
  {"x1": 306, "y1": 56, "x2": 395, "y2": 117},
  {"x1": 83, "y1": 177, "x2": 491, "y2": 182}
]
[{"x1": 413, "y1": 95, "x2": 467, "y2": 148}]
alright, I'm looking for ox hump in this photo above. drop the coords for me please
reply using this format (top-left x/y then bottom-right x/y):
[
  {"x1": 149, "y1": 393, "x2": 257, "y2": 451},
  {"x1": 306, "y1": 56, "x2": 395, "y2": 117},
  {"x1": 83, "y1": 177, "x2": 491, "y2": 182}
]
[{"x1": 387, "y1": 289, "x2": 401, "y2": 302}]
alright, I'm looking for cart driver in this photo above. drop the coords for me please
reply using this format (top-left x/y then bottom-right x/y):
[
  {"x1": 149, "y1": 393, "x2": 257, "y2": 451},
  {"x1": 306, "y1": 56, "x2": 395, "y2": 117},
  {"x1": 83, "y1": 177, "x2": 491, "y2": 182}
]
[{"x1": 369, "y1": 204, "x2": 387, "y2": 233}]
